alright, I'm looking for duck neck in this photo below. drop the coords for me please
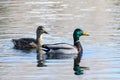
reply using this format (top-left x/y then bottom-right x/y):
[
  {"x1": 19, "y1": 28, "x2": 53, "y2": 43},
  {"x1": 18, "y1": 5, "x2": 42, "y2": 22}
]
[
  {"x1": 73, "y1": 36, "x2": 83, "y2": 66},
  {"x1": 36, "y1": 33, "x2": 40, "y2": 43},
  {"x1": 73, "y1": 38, "x2": 81, "y2": 48},
  {"x1": 74, "y1": 38, "x2": 79, "y2": 42},
  {"x1": 73, "y1": 36, "x2": 80, "y2": 45},
  {"x1": 36, "y1": 33, "x2": 43, "y2": 45},
  {"x1": 39, "y1": 35, "x2": 43, "y2": 45}
]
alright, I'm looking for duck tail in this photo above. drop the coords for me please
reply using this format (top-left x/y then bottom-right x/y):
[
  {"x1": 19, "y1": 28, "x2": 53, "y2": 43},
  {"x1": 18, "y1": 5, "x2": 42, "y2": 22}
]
[
  {"x1": 42, "y1": 44, "x2": 50, "y2": 52},
  {"x1": 42, "y1": 44, "x2": 46, "y2": 48},
  {"x1": 12, "y1": 39, "x2": 15, "y2": 42},
  {"x1": 12, "y1": 39, "x2": 18, "y2": 46}
]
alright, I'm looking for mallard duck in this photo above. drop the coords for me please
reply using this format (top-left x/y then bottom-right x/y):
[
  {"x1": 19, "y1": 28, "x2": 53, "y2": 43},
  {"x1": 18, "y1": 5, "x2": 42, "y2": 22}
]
[
  {"x1": 42, "y1": 28, "x2": 89, "y2": 59},
  {"x1": 42, "y1": 28, "x2": 89, "y2": 74},
  {"x1": 12, "y1": 26, "x2": 48, "y2": 50}
]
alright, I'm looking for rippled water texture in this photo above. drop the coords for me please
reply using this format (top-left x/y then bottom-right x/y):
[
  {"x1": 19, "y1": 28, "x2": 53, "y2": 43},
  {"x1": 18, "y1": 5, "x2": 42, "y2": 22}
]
[{"x1": 0, "y1": 0, "x2": 120, "y2": 80}]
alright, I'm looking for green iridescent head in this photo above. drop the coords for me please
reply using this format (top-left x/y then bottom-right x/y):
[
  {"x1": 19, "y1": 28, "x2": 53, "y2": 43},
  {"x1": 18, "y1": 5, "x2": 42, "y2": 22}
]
[{"x1": 73, "y1": 28, "x2": 89, "y2": 42}]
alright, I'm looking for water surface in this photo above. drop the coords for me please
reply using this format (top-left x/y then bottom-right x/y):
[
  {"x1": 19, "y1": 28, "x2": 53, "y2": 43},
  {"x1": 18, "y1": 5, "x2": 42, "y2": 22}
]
[{"x1": 0, "y1": 0, "x2": 120, "y2": 80}]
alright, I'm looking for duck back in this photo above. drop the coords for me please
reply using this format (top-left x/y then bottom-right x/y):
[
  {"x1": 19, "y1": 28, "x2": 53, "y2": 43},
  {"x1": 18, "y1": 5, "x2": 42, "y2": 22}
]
[{"x1": 12, "y1": 38, "x2": 37, "y2": 50}]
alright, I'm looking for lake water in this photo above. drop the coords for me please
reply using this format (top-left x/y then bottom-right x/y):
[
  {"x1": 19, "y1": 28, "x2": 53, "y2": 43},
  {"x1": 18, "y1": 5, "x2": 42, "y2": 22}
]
[{"x1": 0, "y1": 0, "x2": 120, "y2": 80}]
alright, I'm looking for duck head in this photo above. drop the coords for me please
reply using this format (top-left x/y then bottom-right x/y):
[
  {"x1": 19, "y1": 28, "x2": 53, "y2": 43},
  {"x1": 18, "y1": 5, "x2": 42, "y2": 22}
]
[
  {"x1": 36, "y1": 26, "x2": 48, "y2": 42},
  {"x1": 36, "y1": 26, "x2": 48, "y2": 34},
  {"x1": 73, "y1": 28, "x2": 89, "y2": 42}
]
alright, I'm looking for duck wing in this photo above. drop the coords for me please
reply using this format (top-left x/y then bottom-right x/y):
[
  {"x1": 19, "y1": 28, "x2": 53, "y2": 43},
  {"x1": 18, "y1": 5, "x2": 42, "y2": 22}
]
[
  {"x1": 18, "y1": 38, "x2": 37, "y2": 43},
  {"x1": 42, "y1": 43, "x2": 75, "y2": 49},
  {"x1": 12, "y1": 38, "x2": 37, "y2": 49},
  {"x1": 42, "y1": 43, "x2": 78, "y2": 59}
]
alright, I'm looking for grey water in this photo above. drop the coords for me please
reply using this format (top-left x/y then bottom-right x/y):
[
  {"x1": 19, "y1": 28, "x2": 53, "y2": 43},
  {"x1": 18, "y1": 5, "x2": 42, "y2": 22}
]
[{"x1": 0, "y1": 0, "x2": 120, "y2": 80}]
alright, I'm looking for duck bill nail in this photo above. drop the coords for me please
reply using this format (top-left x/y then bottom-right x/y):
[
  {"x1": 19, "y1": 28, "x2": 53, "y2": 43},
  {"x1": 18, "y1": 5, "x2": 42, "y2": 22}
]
[{"x1": 83, "y1": 32, "x2": 89, "y2": 36}]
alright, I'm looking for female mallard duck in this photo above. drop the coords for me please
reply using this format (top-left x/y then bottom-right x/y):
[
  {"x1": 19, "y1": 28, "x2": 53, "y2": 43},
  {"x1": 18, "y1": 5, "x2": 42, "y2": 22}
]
[
  {"x1": 42, "y1": 28, "x2": 89, "y2": 74},
  {"x1": 12, "y1": 26, "x2": 48, "y2": 50}
]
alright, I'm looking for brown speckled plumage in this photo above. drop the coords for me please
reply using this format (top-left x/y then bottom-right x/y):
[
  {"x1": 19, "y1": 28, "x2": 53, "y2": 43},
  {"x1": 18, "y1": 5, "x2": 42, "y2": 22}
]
[{"x1": 12, "y1": 26, "x2": 48, "y2": 50}]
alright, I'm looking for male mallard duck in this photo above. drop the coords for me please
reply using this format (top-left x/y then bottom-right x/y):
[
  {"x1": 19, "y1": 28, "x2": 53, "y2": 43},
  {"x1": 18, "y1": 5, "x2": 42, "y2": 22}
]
[
  {"x1": 42, "y1": 28, "x2": 89, "y2": 74},
  {"x1": 12, "y1": 26, "x2": 48, "y2": 50},
  {"x1": 42, "y1": 28, "x2": 89, "y2": 59}
]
